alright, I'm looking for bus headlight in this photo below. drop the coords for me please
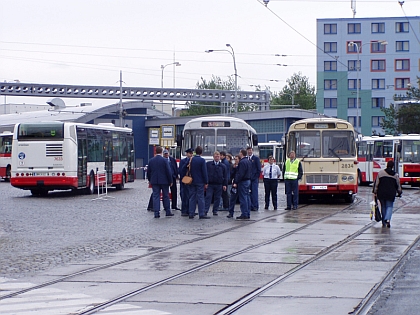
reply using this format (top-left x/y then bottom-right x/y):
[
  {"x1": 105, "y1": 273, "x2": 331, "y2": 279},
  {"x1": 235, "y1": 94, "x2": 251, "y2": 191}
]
[
  {"x1": 341, "y1": 175, "x2": 348, "y2": 182},
  {"x1": 348, "y1": 175, "x2": 355, "y2": 182}
]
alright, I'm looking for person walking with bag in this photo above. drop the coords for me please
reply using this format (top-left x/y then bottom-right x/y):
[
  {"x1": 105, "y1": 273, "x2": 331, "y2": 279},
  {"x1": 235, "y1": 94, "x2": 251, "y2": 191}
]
[
  {"x1": 147, "y1": 146, "x2": 174, "y2": 218},
  {"x1": 262, "y1": 156, "x2": 281, "y2": 210},
  {"x1": 373, "y1": 160, "x2": 402, "y2": 228},
  {"x1": 179, "y1": 148, "x2": 194, "y2": 217}
]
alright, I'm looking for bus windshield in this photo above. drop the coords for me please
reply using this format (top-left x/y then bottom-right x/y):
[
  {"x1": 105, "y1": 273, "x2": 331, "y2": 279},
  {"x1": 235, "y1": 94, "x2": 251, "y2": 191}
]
[
  {"x1": 184, "y1": 129, "x2": 249, "y2": 157},
  {"x1": 17, "y1": 122, "x2": 64, "y2": 140},
  {"x1": 402, "y1": 140, "x2": 420, "y2": 162},
  {"x1": 289, "y1": 130, "x2": 355, "y2": 158}
]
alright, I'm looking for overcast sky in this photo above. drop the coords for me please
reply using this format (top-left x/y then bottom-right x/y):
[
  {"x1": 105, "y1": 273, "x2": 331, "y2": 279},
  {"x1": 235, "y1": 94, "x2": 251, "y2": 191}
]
[{"x1": 0, "y1": 0, "x2": 418, "y2": 106}]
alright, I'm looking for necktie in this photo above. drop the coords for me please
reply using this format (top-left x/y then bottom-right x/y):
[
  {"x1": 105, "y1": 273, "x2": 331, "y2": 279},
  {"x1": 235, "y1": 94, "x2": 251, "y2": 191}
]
[{"x1": 269, "y1": 165, "x2": 272, "y2": 179}]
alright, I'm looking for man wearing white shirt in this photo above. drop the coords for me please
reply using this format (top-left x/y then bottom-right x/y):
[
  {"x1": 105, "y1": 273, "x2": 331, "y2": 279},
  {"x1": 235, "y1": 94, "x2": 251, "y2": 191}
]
[{"x1": 262, "y1": 156, "x2": 281, "y2": 210}]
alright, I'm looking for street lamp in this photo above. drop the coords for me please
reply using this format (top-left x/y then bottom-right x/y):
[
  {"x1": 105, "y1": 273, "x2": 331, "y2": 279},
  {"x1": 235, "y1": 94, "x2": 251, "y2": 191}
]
[
  {"x1": 347, "y1": 40, "x2": 387, "y2": 133},
  {"x1": 161, "y1": 62, "x2": 181, "y2": 112},
  {"x1": 205, "y1": 44, "x2": 238, "y2": 115}
]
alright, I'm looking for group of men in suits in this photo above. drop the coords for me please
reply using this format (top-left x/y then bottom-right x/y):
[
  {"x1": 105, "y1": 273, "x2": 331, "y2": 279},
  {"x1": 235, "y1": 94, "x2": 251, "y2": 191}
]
[{"x1": 147, "y1": 145, "x2": 262, "y2": 220}]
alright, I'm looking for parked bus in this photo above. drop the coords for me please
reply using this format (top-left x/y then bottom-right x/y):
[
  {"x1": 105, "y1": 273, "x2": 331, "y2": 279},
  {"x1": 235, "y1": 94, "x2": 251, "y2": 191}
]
[
  {"x1": 285, "y1": 117, "x2": 358, "y2": 203},
  {"x1": 177, "y1": 116, "x2": 258, "y2": 161},
  {"x1": 0, "y1": 131, "x2": 13, "y2": 181},
  {"x1": 357, "y1": 134, "x2": 420, "y2": 187},
  {"x1": 11, "y1": 122, "x2": 135, "y2": 195}
]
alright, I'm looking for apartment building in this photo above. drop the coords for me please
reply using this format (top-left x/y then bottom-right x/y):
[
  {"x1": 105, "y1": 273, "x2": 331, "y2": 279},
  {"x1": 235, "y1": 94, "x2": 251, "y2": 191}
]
[{"x1": 316, "y1": 16, "x2": 420, "y2": 135}]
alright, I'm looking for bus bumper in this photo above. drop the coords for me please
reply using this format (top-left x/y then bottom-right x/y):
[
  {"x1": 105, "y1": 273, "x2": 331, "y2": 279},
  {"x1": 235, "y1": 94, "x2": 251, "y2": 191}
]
[
  {"x1": 11, "y1": 176, "x2": 79, "y2": 190},
  {"x1": 299, "y1": 184, "x2": 358, "y2": 195}
]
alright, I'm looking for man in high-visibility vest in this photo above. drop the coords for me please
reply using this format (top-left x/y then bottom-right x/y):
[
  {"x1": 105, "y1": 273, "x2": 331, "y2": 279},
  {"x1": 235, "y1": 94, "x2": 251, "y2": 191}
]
[{"x1": 282, "y1": 151, "x2": 303, "y2": 210}]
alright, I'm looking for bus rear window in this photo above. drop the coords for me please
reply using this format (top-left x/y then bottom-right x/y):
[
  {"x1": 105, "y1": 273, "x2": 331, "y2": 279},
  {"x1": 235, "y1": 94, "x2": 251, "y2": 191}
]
[{"x1": 18, "y1": 123, "x2": 64, "y2": 140}]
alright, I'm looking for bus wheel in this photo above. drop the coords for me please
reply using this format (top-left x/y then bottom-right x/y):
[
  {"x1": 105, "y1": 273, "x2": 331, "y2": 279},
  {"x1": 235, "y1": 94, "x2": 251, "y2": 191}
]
[
  {"x1": 357, "y1": 170, "x2": 362, "y2": 186},
  {"x1": 344, "y1": 194, "x2": 354, "y2": 203},
  {"x1": 86, "y1": 173, "x2": 95, "y2": 195},
  {"x1": 5, "y1": 165, "x2": 11, "y2": 182},
  {"x1": 30, "y1": 189, "x2": 40, "y2": 196},
  {"x1": 116, "y1": 172, "x2": 126, "y2": 190}
]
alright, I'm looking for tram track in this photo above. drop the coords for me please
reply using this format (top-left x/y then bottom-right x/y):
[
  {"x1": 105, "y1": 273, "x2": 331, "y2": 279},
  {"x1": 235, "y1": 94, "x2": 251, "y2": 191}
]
[{"x1": 1, "y1": 195, "x2": 412, "y2": 315}]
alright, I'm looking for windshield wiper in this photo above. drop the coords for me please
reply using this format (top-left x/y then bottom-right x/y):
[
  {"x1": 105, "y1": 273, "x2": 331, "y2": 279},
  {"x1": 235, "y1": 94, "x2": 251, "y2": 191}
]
[
  {"x1": 301, "y1": 148, "x2": 314, "y2": 161},
  {"x1": 329, "y1": 148, "x2": 342, "y2": 161}
]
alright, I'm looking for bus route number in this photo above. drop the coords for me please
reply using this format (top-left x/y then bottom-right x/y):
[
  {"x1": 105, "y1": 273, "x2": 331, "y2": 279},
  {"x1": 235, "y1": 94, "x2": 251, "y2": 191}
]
[{"x1": 341, "y1": 163, "x2": 353, "y2": 169}]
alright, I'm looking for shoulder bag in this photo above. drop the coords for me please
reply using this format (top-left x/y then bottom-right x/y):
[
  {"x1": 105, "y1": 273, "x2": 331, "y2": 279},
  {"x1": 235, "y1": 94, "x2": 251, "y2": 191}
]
[{"x1": 181, "y1": 157, "x2": 193, "y2": 185}]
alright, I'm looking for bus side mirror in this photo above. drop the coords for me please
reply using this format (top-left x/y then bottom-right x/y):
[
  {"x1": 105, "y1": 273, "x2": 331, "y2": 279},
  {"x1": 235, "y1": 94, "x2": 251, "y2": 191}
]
[
  {"x1": 252, "y1": 134, "x2": 258, "y2": 146},
  {"x1": 176, "y1": 134, "x2": 183, "y2": 147}
]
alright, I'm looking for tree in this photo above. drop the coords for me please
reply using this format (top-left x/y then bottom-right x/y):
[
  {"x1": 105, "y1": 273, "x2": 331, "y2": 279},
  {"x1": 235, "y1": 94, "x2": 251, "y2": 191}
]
[
  {"x1": 181, "y1": 75, "x2": 236, "y2": 116},
  {"x1": 270, "y1": 72, "x2": 316, "y2": 110},
  {"x1": 380, "y1": 76, "x2": 420, "y2": 134}
]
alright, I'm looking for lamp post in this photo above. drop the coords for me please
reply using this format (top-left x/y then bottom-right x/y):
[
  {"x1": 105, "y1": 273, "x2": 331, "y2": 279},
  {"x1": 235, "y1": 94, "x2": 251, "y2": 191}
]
[
  {"x1": 160, "y1": 62, "x2": 181, "y2": 112},
  {"x1": 205, "y1": 44, "x2": 238, "y2": 115},
  {"x1": 347, "y1": 40, "x2": 387, "y2": 133}
]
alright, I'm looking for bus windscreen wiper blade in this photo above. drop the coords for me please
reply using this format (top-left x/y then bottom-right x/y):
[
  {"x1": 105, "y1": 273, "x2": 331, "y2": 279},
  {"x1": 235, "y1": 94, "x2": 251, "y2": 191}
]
[
  {"x1": 301, "y1": 147, "x2": 314, "y2": 161},
  {"x1": 329, "y1": 148, "x2": 342, "y2": 161}
]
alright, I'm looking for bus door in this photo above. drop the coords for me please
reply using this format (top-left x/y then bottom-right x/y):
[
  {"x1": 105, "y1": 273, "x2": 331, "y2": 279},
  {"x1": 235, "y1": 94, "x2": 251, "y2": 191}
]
[
  {"x1": 366, "y1": 141, "x2": 374, "y2": 182},
  {"x1": 77, "y1": 130, "x2": 88, "y2": 187},
  {"x1": 127, "y1": 136, "x2": 135, "y2": 182},
  {"x1": 104, "y1": 134, "x2": 113, "y2": 184},
  {"x1": 394, "y1": 140, "x2": 401, "y2": 173}
]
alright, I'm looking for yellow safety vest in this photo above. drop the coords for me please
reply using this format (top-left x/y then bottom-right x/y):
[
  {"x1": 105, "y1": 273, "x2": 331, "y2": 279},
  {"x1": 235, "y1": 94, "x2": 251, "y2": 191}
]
[{"x1": 284, "y1": 159, "x2": 299, "y2": 180}]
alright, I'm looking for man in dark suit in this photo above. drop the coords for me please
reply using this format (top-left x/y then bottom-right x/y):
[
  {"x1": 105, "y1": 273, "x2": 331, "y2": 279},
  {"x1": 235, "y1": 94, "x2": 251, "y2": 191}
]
[
  {"x1": 233, "y1": 149, "x2": 252, "y2": 220},
  {"x1": 163, "y1": 149, "x2": 180, "y2": 210},
  {"x1": 147, "y1": 146, "x2": 174, "y2": 218},
  {"x1": 247, "y1": 146, "x2": 261, "y2": 212},
  {"x1": 188, "y1": 146, "x2": 209, "y2": 219},
  {"x1": 179, "y1": 148, "x2": 194, "y2": 216},
  {"x1": 205, "y1": 151, "x2": 228, "y2": 216}
]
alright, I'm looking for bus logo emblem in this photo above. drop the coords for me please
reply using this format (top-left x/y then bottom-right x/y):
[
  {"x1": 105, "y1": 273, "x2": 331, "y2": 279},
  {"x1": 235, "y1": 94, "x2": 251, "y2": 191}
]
[{"x1": 18, "y1": 152, "x2": 26, "y2": 160}]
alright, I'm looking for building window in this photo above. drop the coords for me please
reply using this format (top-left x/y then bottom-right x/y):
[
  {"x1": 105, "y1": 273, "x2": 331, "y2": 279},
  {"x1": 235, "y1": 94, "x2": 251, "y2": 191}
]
[
  {"x1": 347, "y1": 41, "x2": 362, "y2": 53},
  {"x1": 372, "y1": 97, "x2": 385, "y2": 108},
  {"x1": 395, "y1": 78, "x2": 410, "y2": 89},
  {"x1": 348, "y1": 23, "x2": 361, "y2": 34},
  {"x1": 396, "y1": 41, "x2": 409, "y2": 52},
  {"x1": 372, "y1": 79, "x2": 385, "y2": 90},
  {"x1": 396, "y1": 22, "x2": 409, "y2": 33},
  {"x1": 348, "y1": 60, "x2": 360, "y2": 71},
  {"x1": 348, "y1": 79, "x2": 361, "y2": 90},
  {"x1": 395, "y1": 59, "x2": 410, "y2": 71},
  {"x1": 371, "y1": 59, "x2": 386, "y2": 71},
  {"x1": 348, "y1": 98, "x2": 361, "y2": 108},
  {"x1": 371, "y1": 23, "x2": 385, "y2": 33},
  {"x1": 324, "y1": 98, "x2": 337, "y2": 108},
  {"x1": 324, "y1": 24, "x2": 337, "y2": 34},
  {"x1": 371, "y1": 42, "x2": 386, "y2": 53},
  {"x1": 348, "y1": 116, "x2": 361, "y2": 127},
  {"x1": 324, "y1": 79, "x2": 337, "y2": 90},
  {"x1": 324, "y1": 42, "x2": 337, "y2": 53},
  {"x1": 324, "y1": 61, "x2": 337, "y2": 71},
  {"x1": 372, "y1": 116, "x2": 384, "y2": 127}
]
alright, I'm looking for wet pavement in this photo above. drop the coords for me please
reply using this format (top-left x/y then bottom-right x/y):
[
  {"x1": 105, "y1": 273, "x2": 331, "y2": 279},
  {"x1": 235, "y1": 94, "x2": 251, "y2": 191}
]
[{"x1": 0, "y1": 181, "x2": 419, "y2": 315}]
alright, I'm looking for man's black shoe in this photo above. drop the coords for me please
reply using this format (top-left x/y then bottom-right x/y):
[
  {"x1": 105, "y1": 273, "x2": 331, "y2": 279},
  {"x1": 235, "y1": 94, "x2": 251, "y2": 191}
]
[
  {"x1": 213, "y1": 213, "x2": 218, "y2": 216},
  {"x1": 292, "y1": 207, "x2": 297, "y2": 210},
  {"x1": 181, "y1": 213, "x2": 189, "y2": 217},
  {"x1": 172, "y1": 207, "x2": 181, "y2": 210},
  {"x1": 236, "y1": 215, "x2": 248, "y2": 220},
  {"x1": 227, "y1": 214, "x2": 233, "y2": 218},
  {"x1": 199, "y1": 216, "x2": 211, "y2": 219},
  {"x1": 285, "y1": 207, "x2": 292, "y2": 210},
  {"x1": 154, "y1": 215, "x2": 160, "y2": 218},
  {"x1": 189, "y1": 215, "x2": 194, "y2": 219},
  {"x1": 166, "y1": 213, "x2": 174, "y2": 217},
  {"x1": 264, "y1": 207, "x2": 268, "y2": 210},
  {"x1": 147, "y1": 208, "x2": 154, "y2": 212}
]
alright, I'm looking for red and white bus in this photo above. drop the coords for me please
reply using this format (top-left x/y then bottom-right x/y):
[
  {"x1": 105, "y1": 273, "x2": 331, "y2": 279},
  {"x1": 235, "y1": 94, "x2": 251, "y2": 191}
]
[
  {"x1": 0, "y1": 131, "x2": 13, "y2": 181},
  {"x1": 11, "y1": 122, "x2": 135, "y2": 196},
  {"x1": 357, "y1": 134, "x2": 420, "y2": 187}
]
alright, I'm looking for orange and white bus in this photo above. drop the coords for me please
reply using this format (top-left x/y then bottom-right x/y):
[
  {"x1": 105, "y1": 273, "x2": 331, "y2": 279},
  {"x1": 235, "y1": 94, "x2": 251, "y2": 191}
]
[
  {"x1": 357, "y1": 134, "x2": 420, "y2": 187},
  {"x1": 285, "y1": 117, "x2": 358, "y2": 203},
  {"x1": 0, "y1": 131, "x2": 13, "y2": 181},
  {"x1": 11, "y1": 122, "x2": 135, "y2": 196}
]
